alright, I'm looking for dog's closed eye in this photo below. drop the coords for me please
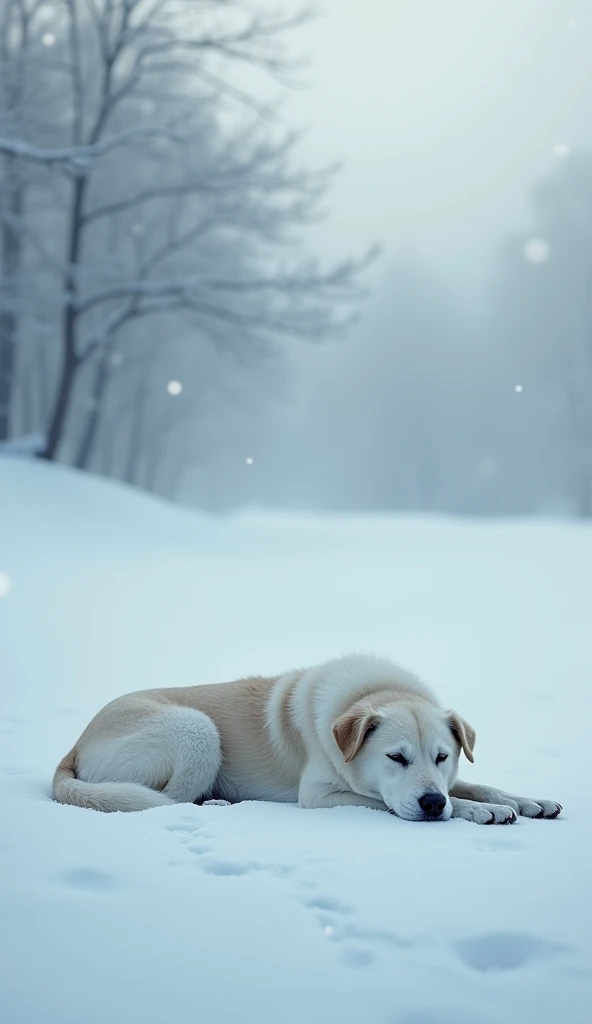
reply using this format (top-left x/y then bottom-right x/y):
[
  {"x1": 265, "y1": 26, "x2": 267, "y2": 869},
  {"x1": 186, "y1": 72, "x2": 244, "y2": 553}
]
[{"x1": 387, "y1": 753, "x2": 409, "y2": 767}]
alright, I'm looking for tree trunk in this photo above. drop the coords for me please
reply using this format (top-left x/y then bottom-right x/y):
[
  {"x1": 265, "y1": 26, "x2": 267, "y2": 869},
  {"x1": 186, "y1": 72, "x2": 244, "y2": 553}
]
[
  {"x1": 0, "y1": 160, "x2": 24, "y2": 441},
  {"x1": 16, "y1": 349, "x2": 34, "y2": 434},
  {"x1": 0, "y1": 306, "x2": 17, "y2": 441},
  {"x1": 40, "y1": 344, "x2": 79, "y2": 460},
  {"x1": 74, "y1": 347, "x2": 113, "y2": 469},
  {"x1": 40, "y1": 177, "x2": 86, "y2": 460},
  {"x1": 34, "y1": 334, "x2": 51, "y2": 428},
  {"x1": 124, "y1": 369, "x2": 150, "y2": 485}
]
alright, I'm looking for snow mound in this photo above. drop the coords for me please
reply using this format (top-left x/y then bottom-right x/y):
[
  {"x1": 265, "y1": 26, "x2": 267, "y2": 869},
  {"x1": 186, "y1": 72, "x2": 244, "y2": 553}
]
[
  {"x1": 0, "y1": 459, "x2": 590, "y2": 1024},
  {"x1": 0, "y1": 433, "x2": 45, "y2": 456}
]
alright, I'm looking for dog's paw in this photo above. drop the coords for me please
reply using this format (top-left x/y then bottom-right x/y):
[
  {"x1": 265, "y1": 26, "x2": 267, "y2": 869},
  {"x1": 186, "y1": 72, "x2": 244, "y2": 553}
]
[
  {"x1": 477, "y1": 803, "x2": 518, "y2": 825},
  {"x1": 513, "y1": 798, "x2": 562, "y2": 819},
  {"x1": 451, "y1": 798, "x2": 517, "y2": 825},
  {"x1": 483, "y1": 803, "x2": 519, "y2": 824}
]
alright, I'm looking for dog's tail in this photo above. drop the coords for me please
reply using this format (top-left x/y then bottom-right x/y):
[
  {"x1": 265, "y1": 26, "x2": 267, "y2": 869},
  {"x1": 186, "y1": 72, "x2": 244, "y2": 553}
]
[{"x1": 52, "y1": 749, "x2": 174, "y2": 813}]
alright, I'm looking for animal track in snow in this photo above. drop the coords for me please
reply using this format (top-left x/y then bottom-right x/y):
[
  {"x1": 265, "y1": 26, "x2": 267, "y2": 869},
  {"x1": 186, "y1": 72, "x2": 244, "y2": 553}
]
[
  {"x1": 164, "y1": 819, "x2": 409, "y2": 969},
  {"x1": 303, "y1": 891, "x2": 411, "y2": 968},
  {"x1": 456, "y1": 931, "x2": 568, "y2": 972},
  {"x1": 200, "y1": 858, "x2": 294, "y2": 878},
  {"x1": 58, "y1": 867, "x2": 119, "y2": 893},
  {"x1": 161, "y1": 822, "x2": 214, "y2": 842},
  {"x1": 186, "y1": 843, "x2": 213, "y2": 856},
  {"x1": 201, "y1": 859, "x2": 251, "y2": 877},
  {"x1": 162, "y1": 823, "x2": 198, "y2": 835},
  {"x1": 304, "y1": 895, "x2": 354, "y2": 914}
]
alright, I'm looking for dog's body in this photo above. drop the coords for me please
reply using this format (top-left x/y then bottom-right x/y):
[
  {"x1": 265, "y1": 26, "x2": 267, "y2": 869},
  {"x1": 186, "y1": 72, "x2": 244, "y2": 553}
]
[{"x1": 53, "y1": 654, "x2": 561, "y2": 823}]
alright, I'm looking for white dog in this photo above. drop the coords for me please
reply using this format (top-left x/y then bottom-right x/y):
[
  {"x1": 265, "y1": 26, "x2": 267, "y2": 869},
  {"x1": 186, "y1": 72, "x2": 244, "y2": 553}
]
[{"x1": 53, "y1": 654, "x2": 561, "y2": 824}]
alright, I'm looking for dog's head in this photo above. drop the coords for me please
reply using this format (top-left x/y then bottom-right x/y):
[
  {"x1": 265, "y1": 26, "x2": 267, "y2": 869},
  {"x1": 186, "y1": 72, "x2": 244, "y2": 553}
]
[{"x1": 331, "y1": 696, "x2": 475, "y2": 821}]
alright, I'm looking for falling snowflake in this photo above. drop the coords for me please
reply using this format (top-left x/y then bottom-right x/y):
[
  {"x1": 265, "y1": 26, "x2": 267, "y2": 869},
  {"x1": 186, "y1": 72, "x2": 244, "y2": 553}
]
[
  {"x1": 0, "y1": 572, "x2": 11, "y2": 599},
  {"x1": 553, "y1": 142, "x2": 570, "y2": 158},
  {"x1": 523, "y1": 239, "x2": 550, "y2": 264},
  {"x1": 245, "y1": 457, "x2": 254, "y2": 465},
  {"x1": 167, "y1": 380, "x2": 183, "y2": 396},
  {"x1": 42, "y1": 32, "x2": 56, "y2": 46},
  {"x1": 567, "y1": 16, "x2": 577, "y2": 28},
  {"x1": 514, "y1": 384, "x2": 523, "y2": 393},
  {"x1": 131, "y1": 222, "x2": 144, "y2": 237},
  {"x1": 323, "y1": 926, "x2": 334, "y2": 936}
]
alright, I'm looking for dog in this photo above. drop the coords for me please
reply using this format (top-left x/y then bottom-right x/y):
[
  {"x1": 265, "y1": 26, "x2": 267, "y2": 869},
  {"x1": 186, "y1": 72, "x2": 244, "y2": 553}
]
[{"x1": 53, "y1": 654, "x2": 562, "y2": 823}]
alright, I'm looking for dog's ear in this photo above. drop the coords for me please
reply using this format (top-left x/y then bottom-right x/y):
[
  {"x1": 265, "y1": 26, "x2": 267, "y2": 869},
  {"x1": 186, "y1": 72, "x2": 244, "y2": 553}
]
[
  {"x1": 447, "y1": 712, "x2": 476, "y2": 763},
  {"x1": 332, "y1": 706, "x2": 379, "y2": 763}
]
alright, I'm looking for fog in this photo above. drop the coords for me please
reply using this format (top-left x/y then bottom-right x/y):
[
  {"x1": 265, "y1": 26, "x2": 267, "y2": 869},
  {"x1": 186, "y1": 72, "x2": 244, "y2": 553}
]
[
  {"x1": 2, "y1": 0, "x2": 591, "y2": 516},
  {"x1": 287, "y1": 0, "x2": 592, "y2": 293}
]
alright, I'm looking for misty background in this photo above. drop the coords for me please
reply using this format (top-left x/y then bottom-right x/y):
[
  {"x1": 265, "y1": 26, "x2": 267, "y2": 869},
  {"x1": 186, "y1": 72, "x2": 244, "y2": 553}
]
[{"x1": 1, "y1": 0, "x2": 591, "y2": 517}]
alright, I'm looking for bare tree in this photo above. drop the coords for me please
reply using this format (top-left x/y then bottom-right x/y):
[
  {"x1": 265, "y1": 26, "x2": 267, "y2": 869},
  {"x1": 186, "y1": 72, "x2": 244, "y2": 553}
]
[
  {"x1": 29, "y1": 0, "x2": 373, "y2": 467},
  {"x1": 0, "y1": 0, "x2": 44, "y2": 440},
  {"x1": 0, "y1": 0, "x2": 90, "y2": 441},
  {"x1": 0, "y1": 1, "x2": 375, "y2": 490}
]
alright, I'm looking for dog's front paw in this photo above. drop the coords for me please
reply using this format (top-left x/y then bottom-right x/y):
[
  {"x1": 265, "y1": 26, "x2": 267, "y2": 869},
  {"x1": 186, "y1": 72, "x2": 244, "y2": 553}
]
[
  {"x1": 514, "y1": 797, "x2": 562, "y2": 819},
  {"x1": 451, "y1": 797, "x2": 517, "y2": 825}
]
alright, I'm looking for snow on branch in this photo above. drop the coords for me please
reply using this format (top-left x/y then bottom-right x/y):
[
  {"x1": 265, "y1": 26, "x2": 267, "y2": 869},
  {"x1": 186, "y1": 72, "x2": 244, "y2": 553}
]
[
  {"x1": 75, "y1": 245, "x2": 379, "y2": 319},
  {"x1": 0, "y1": 125, "x2": 183, "y2": 169}
]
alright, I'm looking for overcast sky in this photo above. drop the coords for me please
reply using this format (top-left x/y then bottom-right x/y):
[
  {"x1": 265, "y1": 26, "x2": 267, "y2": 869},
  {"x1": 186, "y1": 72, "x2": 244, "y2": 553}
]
[
  {"x1": 283, "y1": 0, "x2": 592, "y2": 297},
  {"x1": 212, "y1": 0, "x2": 592, "y2": 514}
]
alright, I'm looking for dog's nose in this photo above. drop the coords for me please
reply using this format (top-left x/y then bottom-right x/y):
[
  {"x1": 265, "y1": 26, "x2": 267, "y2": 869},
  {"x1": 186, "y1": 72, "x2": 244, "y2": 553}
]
[{"x1": 418, "y1": 792, "x2": 446, "y2": 818}]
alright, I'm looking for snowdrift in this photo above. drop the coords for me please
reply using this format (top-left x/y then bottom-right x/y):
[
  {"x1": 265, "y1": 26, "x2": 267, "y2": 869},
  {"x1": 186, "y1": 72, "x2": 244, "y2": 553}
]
[{"x1": 0, "y1": 457, "x2": 590, "y2": 1024}]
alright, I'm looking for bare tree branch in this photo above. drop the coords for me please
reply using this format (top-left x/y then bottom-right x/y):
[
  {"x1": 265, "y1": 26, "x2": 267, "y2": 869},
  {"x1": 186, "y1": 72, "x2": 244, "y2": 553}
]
[{"x1": 0, "y1": 123, "x2": 183, "y2": 165}]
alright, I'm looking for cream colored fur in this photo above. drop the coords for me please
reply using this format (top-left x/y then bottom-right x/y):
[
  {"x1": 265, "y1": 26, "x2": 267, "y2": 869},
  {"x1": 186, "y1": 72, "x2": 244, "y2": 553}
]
[{"x1": 53, "y1": 654, "x2": 562, "y2": 823}]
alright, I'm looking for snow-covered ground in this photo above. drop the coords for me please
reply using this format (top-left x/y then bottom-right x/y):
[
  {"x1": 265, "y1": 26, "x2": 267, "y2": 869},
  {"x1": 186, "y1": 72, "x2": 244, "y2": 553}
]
[{"x1": 1, "y1": 457, "x2": 590, "y2": 1024}]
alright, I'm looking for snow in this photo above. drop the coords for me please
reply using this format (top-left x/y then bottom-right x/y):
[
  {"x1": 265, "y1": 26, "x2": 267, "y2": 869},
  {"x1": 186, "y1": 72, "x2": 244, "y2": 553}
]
[
  {"x1": 0, "y1": 433, "x2": 45, "y2": 456},
  {"x1": 0, "y1": 457, "x2": 590, "y2": 1024}
]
